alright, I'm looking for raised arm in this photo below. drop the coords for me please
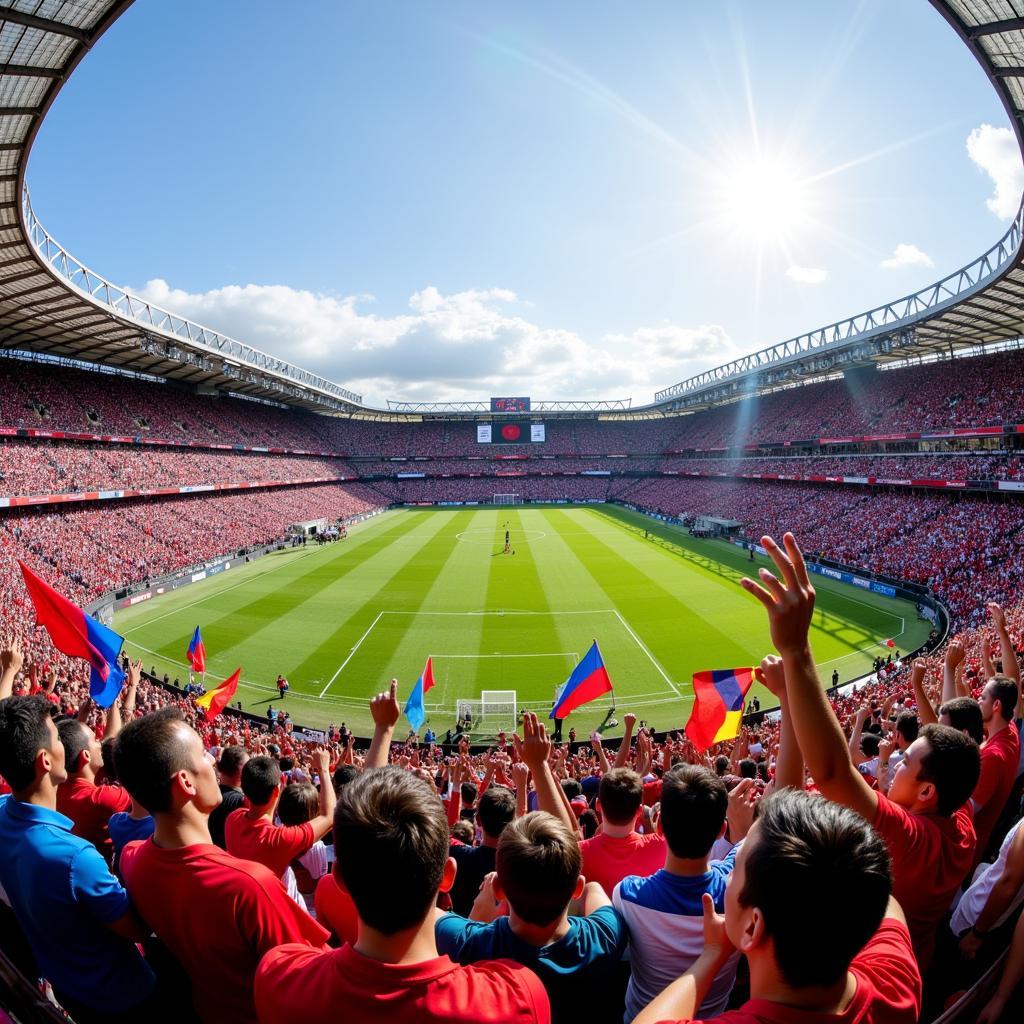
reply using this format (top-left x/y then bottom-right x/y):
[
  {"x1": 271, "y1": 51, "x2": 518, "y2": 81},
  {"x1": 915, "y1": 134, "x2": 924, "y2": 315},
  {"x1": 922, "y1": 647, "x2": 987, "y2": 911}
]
[
  {"x1": 307, "y1": 748, "x2": 337, "y2": 840},
  {"x1": 511, "y1": 760, "x2": 531, "y2": 819},
  {"x1": 988, "y1": 602, "x2": 1021, "y2": 685},
  {"x1": 740, "y1": 534, "x2": 877, "y2": 822},
  {"x1": 516, "y1": 713, "x2": 578, "y2": 835},
  {"x1": 613, "y1": 712, "x2": 636, "y2": 769},
  {"x1": 942, "y1": 640, "x2": 964, "y2": 706},
  {"x1": 910, "y1": 658, "x2": 938, "y2": 726},
  {"x1": 0, "y1": 639, "x2": 23, "y2": 701},
  {"x1": 759, "y1": 655, "x2": 803, "y2": 791},
  {"x1": 365, "y1": 679, "x2": 400, "y2": 770},
  {"x1": 847, "y1": 704, "x2": 870, "y2": 764},
  {"x1": 590, "y1": 732, "x2": 611, "y2": 774}
]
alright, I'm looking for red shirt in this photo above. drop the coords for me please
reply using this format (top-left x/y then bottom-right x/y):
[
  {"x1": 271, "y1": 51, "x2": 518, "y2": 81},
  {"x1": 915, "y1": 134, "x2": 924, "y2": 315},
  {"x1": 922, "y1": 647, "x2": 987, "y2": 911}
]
[
  {"x1": 972, "y1": 724, "x2": 1020, "y2": 862},
  {"x1": 56, "y1": 777, "x2": 131, "y2": 859},
  {"x1": 872, "y1": 795, "x2": 975, "y2": 967},
  {"x1": 120, "y1": 840, "x2": 327, "y2": 1024},
  {"x1": 255, "y1": 942, "x2": 550, "y2": 1024},
  {"x1": 580, "y1": 830, "x2": 666, "y2": 897},
  {"x1": 314, "y1": 873, "x2": 359, "y2": 946},
  {"x1": 224, "y1": 808, "x2": 315, "y2": 877},
  {"x1": 652, "y1": 918, "x2": 920, "y2": 1024}
]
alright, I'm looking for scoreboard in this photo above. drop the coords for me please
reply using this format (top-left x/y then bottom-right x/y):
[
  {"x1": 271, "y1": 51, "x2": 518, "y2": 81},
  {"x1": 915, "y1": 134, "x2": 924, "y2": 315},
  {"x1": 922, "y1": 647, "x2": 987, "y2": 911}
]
[
  {"x1": 490, "y1": 396, "x2": 531, "y2": 413},
  {"x1": 477, "y1": 423, "x2": 546, "y2": 444}
]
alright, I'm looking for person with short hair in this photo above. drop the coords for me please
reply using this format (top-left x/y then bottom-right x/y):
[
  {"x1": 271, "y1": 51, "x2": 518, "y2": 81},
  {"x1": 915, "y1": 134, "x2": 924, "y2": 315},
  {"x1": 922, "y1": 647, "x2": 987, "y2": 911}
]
[
  {"x1": 634, "y1": 790, "x2": 920, "y2": 1024},
  {"x1": 448, "y1": 784, "x2": 517, "y2": 916},
  {"x1": 740, "y1": 532, "x2": 979, "y2": 969},
  {"x1": 615, "y1": 765, "x2": 752, "y2": 1020},
  {"x1": 207, "y1": 744, "x2": 248, "y2": 850},
  {"x1": 117, "y1": 708, "x2": 327, "y2": 1024},
  {"x1": 256, "y1": 767, "x2": 550, "y2": 1023},
  {"x1": 0, "y1": 694, "x2": 155, "y2": 1023},
  {"x1": 972, "y1": 674, "x2": 1021, "y2": 863},
  {"x1": 580, "y1": 767, "x2": 666, "y2": 897},
  {"x1": 224, "y1": 749, "x2": 335, "y2": 881}
]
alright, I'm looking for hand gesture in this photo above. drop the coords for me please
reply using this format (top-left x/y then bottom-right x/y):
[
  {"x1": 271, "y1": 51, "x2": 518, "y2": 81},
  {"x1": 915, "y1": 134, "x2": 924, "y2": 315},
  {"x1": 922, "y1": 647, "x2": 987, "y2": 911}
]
[
  {"x1": 1, "y1": 638, "x2": 23, "y2": 675},
  {"x1": 726, "y1": 777, "x2": 758, "y2": 841},
  {"x1": 757, "y1": 654, "x2": 786, "y2": 698},
  {"x1": 311, "y1": 747, "x2": 331, "y2": 779},
  {"x1": 878, "y1": 737, "x2": 896, "y2": 762},
  {"x1": 854, "y1": 703, "x2": 871, "y2": 724},
  {"x1": 369, "y1": 679, "x2": 401, "y2": 730},
  {"x1": 945, "y1": 640, "x2": 965, "y2": 671},
  {"x1": 740, "y1": 534, "x2": 815, "y2": 656},
  {"x1": 589, "y1": 731, "x2": 603, "y2": 753},
  {"x1": 910, "y1": 658, "x2": 928, "y2": 685},
  {"x1": 518, "y1": 712, "x2": 552, "y2": 773},
  {"x1": 700, "y1": 892, "x2": 734, "y2": 964},
  {"x1": 623, "y1": 712, "x2": 636, "y2": 731},
  {"x1": 469, "y1": 872, "x2": 508, "y2": 924},
  {"x1": 510, "y1": 760, "x2": 530, "y2": 793},
  {"x1": 987, "y1": 602, "x2": 1006, "y2": 632}
]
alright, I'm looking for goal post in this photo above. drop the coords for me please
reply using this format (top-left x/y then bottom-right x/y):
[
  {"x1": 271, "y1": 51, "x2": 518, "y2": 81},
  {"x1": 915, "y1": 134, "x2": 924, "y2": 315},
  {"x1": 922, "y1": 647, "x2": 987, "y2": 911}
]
[
  {"x1": 492, "y1": 493, "x2": 520, "y2": 505},
  {"x1": 457, "y1": 690, "x2": 518, "y2": 734}
]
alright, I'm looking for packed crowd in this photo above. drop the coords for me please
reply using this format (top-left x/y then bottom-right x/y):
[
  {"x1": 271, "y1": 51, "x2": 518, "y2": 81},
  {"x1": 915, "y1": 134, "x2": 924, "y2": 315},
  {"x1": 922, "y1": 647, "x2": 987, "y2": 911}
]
[
  {"x1": 1, "y1": 532, "x2": 1023, "y2": 1024},
  {"x1": 6, "y1": 346, "x2": 1024, "y2": 459}
]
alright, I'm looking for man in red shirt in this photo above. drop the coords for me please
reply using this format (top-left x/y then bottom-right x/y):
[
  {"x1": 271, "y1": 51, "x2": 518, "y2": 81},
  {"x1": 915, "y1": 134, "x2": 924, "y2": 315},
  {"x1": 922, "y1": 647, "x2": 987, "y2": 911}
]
[
  {"x1": 739, "y1": 532, "x2": 980, "y2": 969},
  {"x1": 256, "y1": 681, "x2": 549, "y2": 1024},
  {"x1": 633, "y1": 789, "x2": 920, "y2": 1024},
  {"x1": 972, "y1": 675, "x2": 1021, "y2": 863},
  {"x1": 115, "y1": 708, "x2": 328, "y2": 1024},
  {"x1": 55, "y1": 669, "x2": 139, "y2": 860},
  {"x1": 225, "y1": 750, "x2": 334, "y2": 878},
  {"x1": 580, "y1": 767, "x2": 664, "y2": 897}
]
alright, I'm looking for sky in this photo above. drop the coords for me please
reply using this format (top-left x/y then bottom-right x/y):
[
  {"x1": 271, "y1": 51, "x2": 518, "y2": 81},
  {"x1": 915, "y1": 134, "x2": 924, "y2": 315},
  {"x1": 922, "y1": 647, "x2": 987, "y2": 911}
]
[{"x1": 26, "y1": 0, "x2": 1024, "y2": 407}]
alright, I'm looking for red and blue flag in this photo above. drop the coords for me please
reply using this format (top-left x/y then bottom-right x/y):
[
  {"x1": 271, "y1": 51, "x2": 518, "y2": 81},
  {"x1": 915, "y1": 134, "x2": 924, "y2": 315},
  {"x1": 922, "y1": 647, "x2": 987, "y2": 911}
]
[
  {"x1": 685, "y1": 667, "x2": 756, "y2": 751},
  {"x1": 550, "y1": 640, "x2": 613, "y2": 720},
  {"x1": 403, "y1": 656, "x2": 436, "y2": 732},
  {"x1": 187, "y1": 626, "x2": 206, "y2": 673},
  {"x1": 19, "y1": 561, "x2": 125, "y2": 708}
]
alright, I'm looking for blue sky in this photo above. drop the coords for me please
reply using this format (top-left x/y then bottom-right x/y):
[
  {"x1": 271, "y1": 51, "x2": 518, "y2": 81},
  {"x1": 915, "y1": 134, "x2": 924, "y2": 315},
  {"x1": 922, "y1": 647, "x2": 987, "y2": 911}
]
[{"x1": 27, "y1": 0, "x2": 1023, "y2": 406}]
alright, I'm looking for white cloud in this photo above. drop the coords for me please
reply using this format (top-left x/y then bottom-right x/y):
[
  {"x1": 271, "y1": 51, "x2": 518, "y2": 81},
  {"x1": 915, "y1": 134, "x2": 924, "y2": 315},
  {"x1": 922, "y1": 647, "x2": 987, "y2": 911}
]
[
  {"x1": 967, "y1": 123, "x2": 1024, "y2": 220},
  {"x1": 785, "y1": 265, "x2": 828, "y2": 285},
  {"x1": 134, "y1": 278, "x2": 739, "y2": 406},
  {"x1": 879, "y1": 243, "x2": 934, "y2": 270}
]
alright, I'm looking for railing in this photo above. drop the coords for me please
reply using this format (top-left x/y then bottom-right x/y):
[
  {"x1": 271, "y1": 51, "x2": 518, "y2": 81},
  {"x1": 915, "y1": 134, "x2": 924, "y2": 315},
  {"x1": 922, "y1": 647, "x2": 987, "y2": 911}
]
[
  {"x1": 20, "y1": 186, "x2": 364, "y2": 409},
  {"x1": 654, "y1": 195, "x2": 1024, "y2": 403}
]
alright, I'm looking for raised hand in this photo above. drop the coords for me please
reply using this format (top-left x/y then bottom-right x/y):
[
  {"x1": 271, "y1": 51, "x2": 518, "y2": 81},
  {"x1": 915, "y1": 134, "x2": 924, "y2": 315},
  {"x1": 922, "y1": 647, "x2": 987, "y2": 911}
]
[
  {"x1": 700, "y1": 891, "x2": 733, "y2": 964},
  {"x1": 988, "y1": 601, "x2": 1007, "y2": 632},
  {"x1": 945, "y1": 640, "x2": 965, "y2": 671},
  {"x1": 519, "y1": 712, "x2": 552, "y2": 773},
  {"x1": 623, "y1": 712, "x2": 637, "y2": 731},
  {"x1": 510, "y1": 760, "x2": 530, "y2": 793},
  {"x1": 1, "y1": 638, "x2": 23, "y2": 676},
  {"x1": 757, "y1": 654, "x2": 786, "y2": 699},
  {"x1": 311, "y1": 747, "x2": 331, "y2": 779},
  {"x1": 370, "y1": 679, "x2": 401, "y2": 730},
  {"x1": 740, "y1": 534, "x2": 815, "y2": 656},
  {"x1": 726, "y1": 777, "x2": 758, "y2": 841}
]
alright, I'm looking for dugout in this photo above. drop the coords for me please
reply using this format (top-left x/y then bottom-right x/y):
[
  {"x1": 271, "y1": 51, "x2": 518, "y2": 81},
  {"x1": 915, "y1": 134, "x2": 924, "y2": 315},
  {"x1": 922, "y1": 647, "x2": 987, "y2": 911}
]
[
  {"x1": 289, "y1": 518, "x2": 328, "y2": 536},
  {"x1": 691, "y1": 516, "x2": 742, "y2": 539}
]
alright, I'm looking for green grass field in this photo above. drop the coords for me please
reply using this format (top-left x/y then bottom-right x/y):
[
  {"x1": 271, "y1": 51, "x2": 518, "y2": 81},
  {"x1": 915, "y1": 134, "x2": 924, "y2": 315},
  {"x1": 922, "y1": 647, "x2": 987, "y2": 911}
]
[{"x1": 114, "y1": 505, "x2": 931, "y2": 737}]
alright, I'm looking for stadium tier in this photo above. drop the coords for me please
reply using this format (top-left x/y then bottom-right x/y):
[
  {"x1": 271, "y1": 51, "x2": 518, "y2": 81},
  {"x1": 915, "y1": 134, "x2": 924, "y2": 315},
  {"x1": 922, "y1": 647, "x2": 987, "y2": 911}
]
[{"x1": 4, "y1": 2, "x2": 1024, "y2": 1023}]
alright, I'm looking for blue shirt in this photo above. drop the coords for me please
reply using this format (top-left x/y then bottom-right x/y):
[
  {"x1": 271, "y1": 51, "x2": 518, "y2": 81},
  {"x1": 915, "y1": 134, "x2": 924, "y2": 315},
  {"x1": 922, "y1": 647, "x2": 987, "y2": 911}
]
[
  {"x1": 0, "y1": 795, "x2": 154, "y2": 1011},
  {"x1": 436, "y1": 905, "x2": 626, "y2": 1023},
  {"x1": 108, "y1": 811, "x2": 156, "y2": 874}
]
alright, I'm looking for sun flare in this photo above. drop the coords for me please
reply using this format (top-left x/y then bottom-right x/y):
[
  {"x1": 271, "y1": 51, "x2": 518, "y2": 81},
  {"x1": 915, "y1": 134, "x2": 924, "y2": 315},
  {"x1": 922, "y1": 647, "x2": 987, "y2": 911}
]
[{"x1": 716, "y1": 155, "x2": 813, "y2": 245}]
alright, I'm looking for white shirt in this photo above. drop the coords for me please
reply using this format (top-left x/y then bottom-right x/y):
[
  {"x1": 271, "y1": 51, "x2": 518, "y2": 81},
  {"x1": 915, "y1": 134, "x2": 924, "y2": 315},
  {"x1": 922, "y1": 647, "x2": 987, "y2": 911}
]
[{"x1": 950, "y1": 817, "x2": 1024, "y2": 935}]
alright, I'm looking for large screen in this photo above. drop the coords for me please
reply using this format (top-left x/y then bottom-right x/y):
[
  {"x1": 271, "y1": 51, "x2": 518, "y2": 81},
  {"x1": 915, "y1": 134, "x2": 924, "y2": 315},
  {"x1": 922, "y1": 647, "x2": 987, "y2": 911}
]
[
  {"x1": 477, "y1": 422, "x2": 545, "y2": 444},
  {"x1": 490, "y1": 396, "x2": 531, "y2": 413}
]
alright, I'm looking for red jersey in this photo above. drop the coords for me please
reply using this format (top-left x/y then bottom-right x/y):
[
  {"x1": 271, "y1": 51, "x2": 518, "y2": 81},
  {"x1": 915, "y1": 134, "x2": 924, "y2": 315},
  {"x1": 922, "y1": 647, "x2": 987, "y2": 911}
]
[
  {"x1": 651, "y1": 918, "x2": 920, "y2": 1023},
  {"x1": 120, "y1": 839, "x2": 327, "y2": 1024},
  {"x1": 313, "y1": 873, "x2": 359, "y2": 946},
  {"x1": 255, "y1": 942, "x2": 550, "y2": 1024},
  {"x1": 56, "y1": 777, "x2": 130, "y2": 859},
  {"x1": 972, "y1": 725, "x2": 1020, "y2": 862},
  {"x1": 224, "y1": 808, "x2": 314, "y2": 877},
  {"x1": 580, "y1": 830, "x2": 666, "y2": 897},
  {"x1": 872, "y1": 795, "x2": 975, "y2": 967}
]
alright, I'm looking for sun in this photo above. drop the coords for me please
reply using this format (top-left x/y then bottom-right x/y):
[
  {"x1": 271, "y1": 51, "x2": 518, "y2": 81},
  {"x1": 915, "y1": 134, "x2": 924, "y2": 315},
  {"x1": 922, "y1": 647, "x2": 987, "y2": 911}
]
[{"x1": 716, "y1": 155, "x2": 813, "y2": 246}]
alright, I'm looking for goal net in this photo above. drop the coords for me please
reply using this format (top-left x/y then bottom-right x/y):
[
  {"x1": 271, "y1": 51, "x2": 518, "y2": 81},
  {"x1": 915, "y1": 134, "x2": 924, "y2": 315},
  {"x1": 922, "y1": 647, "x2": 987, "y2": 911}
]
[
  {"x1": 492, "y1": 493, "x2": 520, "y2": 505},
  {"x1": 456, "y1": 690, "x2": 518, "y2": 734}
]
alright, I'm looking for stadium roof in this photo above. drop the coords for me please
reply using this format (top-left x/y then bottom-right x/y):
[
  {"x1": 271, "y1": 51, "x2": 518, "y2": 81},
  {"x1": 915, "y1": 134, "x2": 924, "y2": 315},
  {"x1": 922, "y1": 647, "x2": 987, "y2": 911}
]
[{"x1": 0, "y1": 0, "x2": 1021, "y2": 419}]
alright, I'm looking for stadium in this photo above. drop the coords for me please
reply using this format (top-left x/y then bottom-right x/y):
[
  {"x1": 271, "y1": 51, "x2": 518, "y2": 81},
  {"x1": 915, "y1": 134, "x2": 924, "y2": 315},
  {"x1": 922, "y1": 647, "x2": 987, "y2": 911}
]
[{"x1": 1, "y1": 1, "x2": 1024, "y2": 1022}]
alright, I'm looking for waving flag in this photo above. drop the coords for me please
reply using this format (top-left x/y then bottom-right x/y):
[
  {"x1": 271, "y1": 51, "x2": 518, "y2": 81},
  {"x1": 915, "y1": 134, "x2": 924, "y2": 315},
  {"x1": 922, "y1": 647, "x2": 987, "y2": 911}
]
[
  {"x1": 19, "y1": 561, "x2": 125, "y2": 708},
  {"x1": 685, "y1": 668, "x2": 756, "y2": 751},
  {"x1": 550, "y1": 641, "x2": 613, "y2": 720},
  {"x1": 195, "y1": 668, "x2": 242, "y2": 721},
  {"x1": 403, "y1": 657, "x2": 436, "y2": 732},
  {"x1": 187, "y1": 626, "x2": 206, "y2": 673}
]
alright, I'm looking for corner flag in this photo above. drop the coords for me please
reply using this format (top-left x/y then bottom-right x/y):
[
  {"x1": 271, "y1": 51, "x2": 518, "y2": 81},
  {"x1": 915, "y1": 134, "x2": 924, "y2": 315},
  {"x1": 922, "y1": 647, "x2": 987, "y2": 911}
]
[{"x1": 403, "y1": 657, "x2": 436, "y2": 732}]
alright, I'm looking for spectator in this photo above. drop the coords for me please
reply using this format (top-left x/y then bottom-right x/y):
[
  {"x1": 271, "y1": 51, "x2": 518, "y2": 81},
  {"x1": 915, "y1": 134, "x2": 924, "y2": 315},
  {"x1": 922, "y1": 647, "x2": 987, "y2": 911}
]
[
  {"x1": 207, "y1": 744, "x2": 248, "y2": 850},
  {"x1": 116, "y1": 708, "x2": 328, "y2": 1024},
  {"x1": 448, "y1": 784, "x2": 517, "y2": 917}
]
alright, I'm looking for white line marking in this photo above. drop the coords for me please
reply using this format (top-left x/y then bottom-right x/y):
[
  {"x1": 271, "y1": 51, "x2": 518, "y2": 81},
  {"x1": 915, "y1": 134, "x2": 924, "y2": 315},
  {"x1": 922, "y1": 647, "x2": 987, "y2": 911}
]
[
  {"x1": 319, "y1": 611, "x2": 385, "y2": 698},
  {"x1": 611, "y1": 609, "x2": 683, "y2": 698},
  {"x1": 381, "y1": 609, "x2": 618, "y2": 617},
  {"x1": 429, "y1": 652, "x2": 580, "y2": 659}
]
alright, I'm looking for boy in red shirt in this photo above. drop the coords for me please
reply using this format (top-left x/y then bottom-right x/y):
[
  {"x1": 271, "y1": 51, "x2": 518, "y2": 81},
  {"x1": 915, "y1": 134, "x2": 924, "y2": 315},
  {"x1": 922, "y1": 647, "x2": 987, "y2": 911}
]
[
  {"x1": 740, "y1": 532, "x2": 980, "y2": 969},
  {"x1": 973, "y1": 674, "x2": 1020, "y2": 862},
  {"x1": 255, "y1": 766, "x2": 550, "y2": 1023},
  {"x1": 633, "y1": 789, "x2": 920, "y2": 1024},
  {"x1": 579, "y1": 767, "x2": 665, "y2": 897},
  {"x1": 225, "y1": 750, "x2": 334, "y2": 877},
  {"x1": 115, "y1": 708, "x2": 328, "y2": 1024}
]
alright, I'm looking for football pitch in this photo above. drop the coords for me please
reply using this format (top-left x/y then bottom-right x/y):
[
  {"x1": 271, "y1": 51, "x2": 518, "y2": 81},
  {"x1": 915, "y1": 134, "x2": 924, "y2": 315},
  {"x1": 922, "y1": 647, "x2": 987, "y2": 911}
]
[{"x1": 114, "y1": 505, "x2": 931, "y2": 737}]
